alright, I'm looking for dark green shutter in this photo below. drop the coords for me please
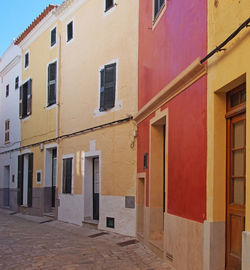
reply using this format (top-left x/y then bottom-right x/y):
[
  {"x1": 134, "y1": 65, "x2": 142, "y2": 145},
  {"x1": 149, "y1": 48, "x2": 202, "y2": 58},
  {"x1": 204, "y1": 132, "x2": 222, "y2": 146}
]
[
  {"x1": 48, "y1": 62, "x2": 57, "y2": 106},
  {"x1": 103, "y1": 63, "x2": 116, "y2": 110},
  {"x1": 27, "y1": 153, "x2": 33, "y2": 207},
  {"x1": 27, "y1": 79, "x2": 32, "y2": 115},
  {"x1": 19, "y1": 85, "x2": 23, "y2": 119},
  {"x1": 17, "y1": 155, "x2": 24, "y2": 205},
  {"x1": 63, "y1": 158, "x2": 72, "y2": 194}
]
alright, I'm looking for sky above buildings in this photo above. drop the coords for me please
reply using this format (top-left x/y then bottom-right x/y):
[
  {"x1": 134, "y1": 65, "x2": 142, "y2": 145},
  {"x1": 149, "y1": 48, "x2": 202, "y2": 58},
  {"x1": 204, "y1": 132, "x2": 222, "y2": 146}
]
[{"x1": 0, "y1": 0, "x2": 63, "y2": 56}]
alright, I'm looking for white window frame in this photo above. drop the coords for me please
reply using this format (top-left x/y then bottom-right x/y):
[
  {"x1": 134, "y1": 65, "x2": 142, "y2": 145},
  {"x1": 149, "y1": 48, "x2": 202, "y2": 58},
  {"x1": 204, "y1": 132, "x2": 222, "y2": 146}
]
[
  {"x1": 50, "y1": 26, "x2": 57, "y2": 48},
  {"x1": 94, "y1": 59, "x2": 122, "y2": 117},
  {"x1": 61, "y1": 153, "x2": 74, "y2": 194},
  {"x1": 104, "y1": 0, "x2": 116, "y2": 16}
]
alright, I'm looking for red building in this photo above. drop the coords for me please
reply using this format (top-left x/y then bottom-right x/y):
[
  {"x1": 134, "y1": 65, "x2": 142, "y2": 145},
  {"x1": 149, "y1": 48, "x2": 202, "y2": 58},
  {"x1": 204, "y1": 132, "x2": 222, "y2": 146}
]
[{"x1": 135, "y1": 0, "x2": 207, "y2": 268}]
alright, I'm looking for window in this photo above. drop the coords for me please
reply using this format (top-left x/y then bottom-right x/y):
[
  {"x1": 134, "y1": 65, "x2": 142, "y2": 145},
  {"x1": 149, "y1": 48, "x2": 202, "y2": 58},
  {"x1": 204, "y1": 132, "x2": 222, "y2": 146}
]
[
  {"x1": 19, "y1": 79, "x2": 32, "y2": 119},
  {"x1": 36, "y1": 171, "x2": 42, "y2": 184},
  {"x1": 99, "y1": 63, "x2": 116, "y2": 111},
  {"x1": 5, "y1": 120, "x2": 10, "y2": 144},
  {"x1": 6, "y1": 84, "x2": 9, "y2": 97},
  {"x1": 154, "y1": 0, "x2": 165, "y2": 19},
  {"x1": 62, "y1": 158, "x2": 72, "y2": 194},
  {"x1": 24, "y1": 52, "x2": 29, "y2": 68},
  {"x1": 15, "y1": 76, "x2": 19, "y2": 89},
  {"x1": 47, "y1": 61, "x2": 57, "y2": 106},
  {"x1": 51, "y1": 27, "x2": 56, "y2": 47},
  {"x1": 105, "y1": 0, "x2": 114, "y2": 11},
  {"x1": 67, "y1": 21, "x2": 73, "y2": 42}
]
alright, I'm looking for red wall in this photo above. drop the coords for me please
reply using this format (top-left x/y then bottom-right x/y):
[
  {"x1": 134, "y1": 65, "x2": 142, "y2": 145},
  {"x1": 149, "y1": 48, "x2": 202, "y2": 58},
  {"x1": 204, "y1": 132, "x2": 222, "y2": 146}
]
[{"x1": 138, "y1": 0, "x2": 207, "y2": 223}]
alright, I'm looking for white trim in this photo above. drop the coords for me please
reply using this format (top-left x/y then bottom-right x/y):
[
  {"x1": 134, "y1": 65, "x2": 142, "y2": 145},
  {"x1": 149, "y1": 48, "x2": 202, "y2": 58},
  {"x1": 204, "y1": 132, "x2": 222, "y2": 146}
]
[
  {"x1": 44, "y1": 144, "x2": 58, "y2": 188},
  {"x1": 21, "y1": 148, "x2": 32, "y2": 155},
  {"x1": 46, "y1": 58, "x2": 58, "y2": 109},
  {"x1": 0, "y1": 55, "x2": 21, "y2": 78},
  {"x1": 94, "y1": 58, "x2": 122, "y2": 117},
  {"x1": 61, "y1": 153, "x2": 74, "y2": 194},
  {"x1": 65, "y1": 19, "x2": 74, "y2": 45},
  {"x1": 103, "y1": 0, "x2": 117, "y2": 16},
  {"x1": 50, "y1": 25, "x2": 58, "y2": 49},
  {"x1": 36, "y1": 170, "x2": 42, "y2": 184},
  {"x1": 24, "y1": 50, "x2": 30, "y2": 70},
  {"x1": 44, "y1": 143, "x2": 58, "y2": 150},
  {"x1": 18, "y1": 13, "x2": 57, "y2": 50},
  {"x1": 57, "y1": 0, "x2": 87, "y2": 22}
]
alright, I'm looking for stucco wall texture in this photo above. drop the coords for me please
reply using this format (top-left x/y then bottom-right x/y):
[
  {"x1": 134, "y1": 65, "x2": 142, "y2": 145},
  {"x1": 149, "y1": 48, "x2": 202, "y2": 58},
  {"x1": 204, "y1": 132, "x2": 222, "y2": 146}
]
[{"x1": 138, "y1": 0, "x2": 207, "y2": 223}]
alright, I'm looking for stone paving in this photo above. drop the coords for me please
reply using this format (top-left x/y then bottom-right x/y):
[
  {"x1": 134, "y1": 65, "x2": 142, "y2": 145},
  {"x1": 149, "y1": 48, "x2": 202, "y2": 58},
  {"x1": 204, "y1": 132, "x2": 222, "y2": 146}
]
[{"x1": 0, "y1": 210, "x2": 172, "y2": 270}]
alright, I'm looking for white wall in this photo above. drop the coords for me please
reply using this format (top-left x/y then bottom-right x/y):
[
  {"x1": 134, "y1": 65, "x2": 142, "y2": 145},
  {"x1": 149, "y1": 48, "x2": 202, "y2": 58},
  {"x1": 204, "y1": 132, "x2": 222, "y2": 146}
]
[{"x1": 0, "y1": 44, "x2": 21, "y2": 191}]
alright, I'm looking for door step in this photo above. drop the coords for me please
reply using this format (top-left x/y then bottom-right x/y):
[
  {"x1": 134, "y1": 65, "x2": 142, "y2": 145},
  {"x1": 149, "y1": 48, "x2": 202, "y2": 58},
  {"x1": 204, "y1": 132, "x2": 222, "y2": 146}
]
[
  {"x1": 43, "y1": 212, "x2": 55, "y2": 218},
  {"x1": 82, "y1": 219, "x2": 99, "y2": 229}
]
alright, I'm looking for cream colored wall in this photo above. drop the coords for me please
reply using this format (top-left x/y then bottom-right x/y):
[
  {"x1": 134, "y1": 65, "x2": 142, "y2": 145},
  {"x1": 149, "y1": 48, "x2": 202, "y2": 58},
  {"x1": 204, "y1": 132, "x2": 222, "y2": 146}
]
[
  {"x1": 207, "y1": 0, "x2": 250, "y2": 230},
  {"x1": 21, "y1": 21, "x2": 61, "y2": 146},
  {"x1": 59, "y1": 0, "x2": 138, "y2": 135},
  {"x1": 58, "y1": 0, "x2": 138, "y2": 196},
  {"x1": 57, "y1": 122, "x2": 136, "y2": 196}
]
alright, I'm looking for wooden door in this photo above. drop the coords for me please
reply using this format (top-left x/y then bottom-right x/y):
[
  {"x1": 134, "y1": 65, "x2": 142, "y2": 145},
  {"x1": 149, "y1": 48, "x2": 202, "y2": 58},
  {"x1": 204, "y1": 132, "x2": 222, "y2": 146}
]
[{"x1": 226, "y1": 86, "x2": 246, "y2": 270}]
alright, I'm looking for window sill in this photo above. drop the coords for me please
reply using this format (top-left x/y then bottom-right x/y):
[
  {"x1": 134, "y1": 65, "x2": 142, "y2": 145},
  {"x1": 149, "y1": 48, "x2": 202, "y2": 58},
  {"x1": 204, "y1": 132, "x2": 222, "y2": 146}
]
[
  {"x1": 104, "y1": 4, "x2": 116, "y2": 16},
  {"x1": 152, "y1": 3, "x2": 166, "y2": 30},
  {"x1": 46, "y1": 103, "x2": 57, "y2": 111},
  {"x1": 93, "y1": 100, "x2": 123, "y2": 117}
]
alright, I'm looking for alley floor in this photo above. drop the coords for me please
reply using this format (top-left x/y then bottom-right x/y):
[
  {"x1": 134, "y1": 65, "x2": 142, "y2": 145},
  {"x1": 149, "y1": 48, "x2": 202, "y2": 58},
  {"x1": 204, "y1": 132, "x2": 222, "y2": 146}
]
[{"x1": 0, "y1": 209, "x2": 172, "y2": 270}]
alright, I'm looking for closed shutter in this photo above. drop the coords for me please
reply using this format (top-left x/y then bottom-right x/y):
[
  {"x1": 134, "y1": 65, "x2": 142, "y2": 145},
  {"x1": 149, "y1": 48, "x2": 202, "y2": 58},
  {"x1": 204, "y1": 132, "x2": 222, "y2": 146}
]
[
  {"x1": 67, "y1": 21, "x2": 73, "y2": 42},
  {"x1": 17, "y1": 155, "x2": 24, "y2": 206},
  {"x1": 48, "y1": 62, "x2": 57, "y2": 106},
  {"x1": 51, "y1": 28, "x2": 56, "y2": 47},
  {"x1": 19, "y1": 85, "x2": 23, "y2": 119},
  {"x1": 27, "y1": 79, "x2": 32, "y2": 115},
  {"x1": 27, "y1": 153, "x2": 33, "y2": 207},
  {"x1": 103, "y1": 63, "x2": 116, "y2": 110},
  {"x1": 63, "y1": 158, "x2": 72, "y2": 194}
]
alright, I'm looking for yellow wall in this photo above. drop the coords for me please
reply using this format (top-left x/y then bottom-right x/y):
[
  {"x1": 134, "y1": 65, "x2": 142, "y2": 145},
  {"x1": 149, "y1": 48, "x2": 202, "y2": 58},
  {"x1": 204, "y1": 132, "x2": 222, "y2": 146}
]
[
  {"x1": 59, "y1": 0, "x2": 138, "y2": 134},
  {"x1": 57, "y1": 0, "x2": 138, "y2": 196},
  {"x1": 21, "y1": 20, "x2": 61, "y2": 147},
  {"x1": 207, "y1": 0, "x2": 250, "y2": 230},
  {"x1": 57, "y1": 122, "x2": 137, "y2": 196}
]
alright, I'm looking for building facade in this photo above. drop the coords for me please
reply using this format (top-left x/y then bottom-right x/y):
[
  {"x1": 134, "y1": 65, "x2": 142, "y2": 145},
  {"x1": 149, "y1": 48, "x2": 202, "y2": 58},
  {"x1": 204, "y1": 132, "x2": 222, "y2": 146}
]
[
  {"x1": 55, "y1": 0, "x2": 138, "y2": 236},
  {"x1": 135, "y1": 0, "x2": 207, "y2": 268},
  {"x1": 0, "y1": 44, "x2": 21, "y2": 211},
  {"x1": 14, "y1": 5, "x2": 60, "y2": 217},
  {"x1": 206, "y1": 1, "x2": 250, "y2": 269}
]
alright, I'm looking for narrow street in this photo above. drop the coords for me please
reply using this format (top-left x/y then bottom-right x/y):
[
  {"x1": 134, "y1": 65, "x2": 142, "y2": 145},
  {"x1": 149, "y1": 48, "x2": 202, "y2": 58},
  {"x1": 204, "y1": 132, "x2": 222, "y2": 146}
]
[{"x1": 0, "y1": 210, "x2": 171, "y2": 270}]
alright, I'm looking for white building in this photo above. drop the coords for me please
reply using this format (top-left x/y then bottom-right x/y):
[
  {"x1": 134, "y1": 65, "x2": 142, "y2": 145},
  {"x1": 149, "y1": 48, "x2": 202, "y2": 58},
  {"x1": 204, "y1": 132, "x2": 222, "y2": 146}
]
[{"x1": 0, "y1": 44, "x2": 21, "y2": 211}]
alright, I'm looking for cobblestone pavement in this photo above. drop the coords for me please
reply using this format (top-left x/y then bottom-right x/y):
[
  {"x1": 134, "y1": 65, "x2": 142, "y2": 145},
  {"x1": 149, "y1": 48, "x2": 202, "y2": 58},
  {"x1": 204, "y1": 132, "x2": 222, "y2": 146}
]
[{"x1": 0, "y1": 210, "x2": 172, "y2": 270}]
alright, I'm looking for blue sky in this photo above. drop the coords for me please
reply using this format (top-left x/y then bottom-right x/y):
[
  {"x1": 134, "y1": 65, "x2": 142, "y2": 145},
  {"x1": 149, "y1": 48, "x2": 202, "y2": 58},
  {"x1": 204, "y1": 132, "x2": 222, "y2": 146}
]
[{"x1": 0, "y1": 0, "x2": 64, "y2": 56}]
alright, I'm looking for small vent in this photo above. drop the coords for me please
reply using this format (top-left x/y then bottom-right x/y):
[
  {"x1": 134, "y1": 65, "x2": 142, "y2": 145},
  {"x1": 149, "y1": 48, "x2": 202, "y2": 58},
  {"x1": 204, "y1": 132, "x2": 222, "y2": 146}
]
[
  {"x1": 106, "y1": 217, "x2": 115, "y2": 228},
  {"x1": 88, "y1": 232, "x2": 108, "y2": 238},
  {"x1": 166, "y1": 252, "x2": 173, "y2": 262},
  {"x1": 117, "y1": 239, "x2": 139, "y2": 247},
  {"x1": 143, "y1": 153, "x2": 148, "y2": 169}
]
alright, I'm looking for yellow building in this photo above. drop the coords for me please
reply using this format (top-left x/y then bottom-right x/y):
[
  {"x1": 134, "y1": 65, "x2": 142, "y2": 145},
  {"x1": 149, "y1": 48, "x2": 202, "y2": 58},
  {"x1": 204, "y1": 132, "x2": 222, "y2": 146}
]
[
  {"x1": 54, "y1": 0, "x2": 138, "y2": 236},
  {"x1": 205, "y1": 1, "x2": 250, "y2": 269},
  {"x1": 15, "y1": 5, "x2": 61, "y2": 217}
]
